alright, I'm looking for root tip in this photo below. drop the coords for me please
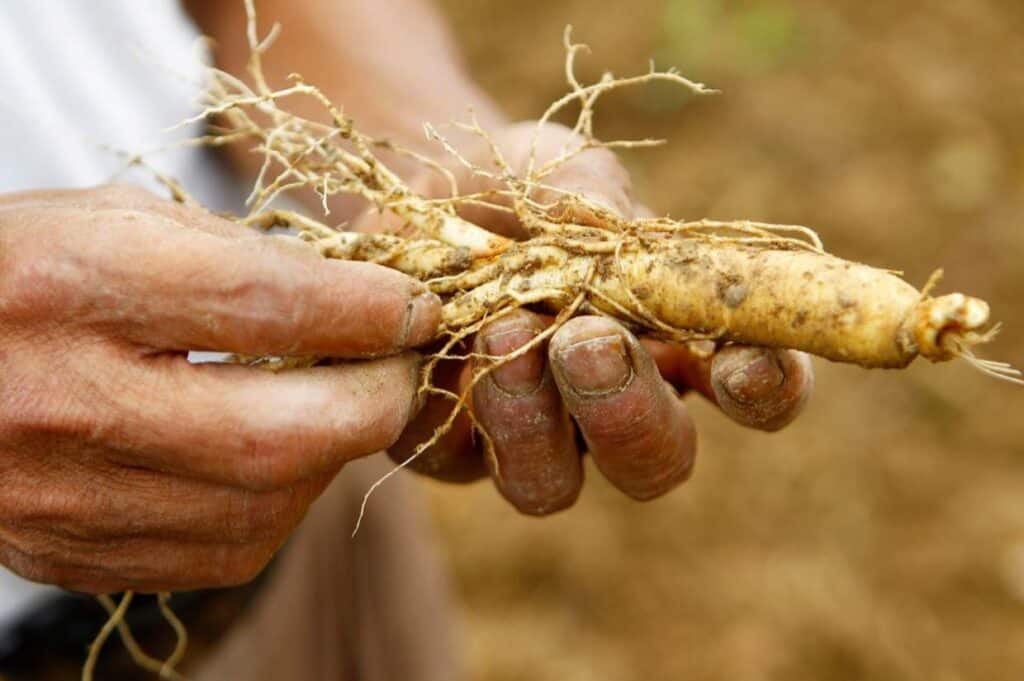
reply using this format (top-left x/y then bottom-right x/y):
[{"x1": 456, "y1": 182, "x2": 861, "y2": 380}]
[
  {"x1": 910, "y1": 294, "x2": 1023, "y2": 386},
  {"x1": 911, "y1": 293, "x2": 991, "y2": 362}
]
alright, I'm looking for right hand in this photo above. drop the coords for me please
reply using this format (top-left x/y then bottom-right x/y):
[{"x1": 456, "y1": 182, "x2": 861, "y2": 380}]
[
  {"x1": 374, "y1": 122, "x2": 812, "y2": 514},
  {"x1": 0, "y1": 185, "x2": 440, "y2": 594}
]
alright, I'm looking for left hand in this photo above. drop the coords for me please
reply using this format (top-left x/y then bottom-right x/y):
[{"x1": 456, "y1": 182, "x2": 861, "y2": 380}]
[{"x1": 356, "y1": 121, "x2": 814, "y2": 514}]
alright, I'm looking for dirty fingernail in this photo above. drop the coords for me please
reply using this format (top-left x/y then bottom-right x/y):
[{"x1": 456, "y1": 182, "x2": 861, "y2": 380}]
[
  {"x1": 401, "y1": 291, "x2": 443, "y2": 348},
  {"x1": 723, "y1": 351, "x2": 784, "y2": 404},
  {"x1": 555, "y1": 334, "x2": 632, "y2": 396},
  {"x1": 485, "y1": 328, "x2": 544, "y2": 395}
]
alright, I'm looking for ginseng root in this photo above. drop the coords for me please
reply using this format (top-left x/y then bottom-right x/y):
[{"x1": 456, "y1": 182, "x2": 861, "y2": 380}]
[
  {"x1": 294, "y1": 212, "x2": 997, "y2": 370},
  {"x1": 178, "y1": 3, "x2": 1021, "y2": 526},
  {"x1": 81, "y1": 7, "x2": 1021, "y2": 681}
]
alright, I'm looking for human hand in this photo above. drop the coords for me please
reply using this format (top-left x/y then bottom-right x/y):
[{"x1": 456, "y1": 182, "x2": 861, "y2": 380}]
[
  {"x1": 370, "y1": 121, "x2": 813, "y2": 513},
  {"x1": 0, "y1": 185, "x2": 440, "y2": 593}
]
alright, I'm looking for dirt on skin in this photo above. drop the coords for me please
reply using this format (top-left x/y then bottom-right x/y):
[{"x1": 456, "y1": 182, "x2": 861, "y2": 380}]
[{"x1": 425, "y1": 1, "x2": 1024, "y2": 680}]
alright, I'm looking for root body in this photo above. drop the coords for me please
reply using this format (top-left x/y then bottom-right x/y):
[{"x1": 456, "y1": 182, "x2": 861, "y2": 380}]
[
  {"x1": 339, "y1": 233, "x2": 991, "y2": 370},
  {"x1": 587, "y1": 245, "x2": 979, "y2": 368},
  {"x1": 181, "y1": 9, "x2": 1014, "y2": 381}
]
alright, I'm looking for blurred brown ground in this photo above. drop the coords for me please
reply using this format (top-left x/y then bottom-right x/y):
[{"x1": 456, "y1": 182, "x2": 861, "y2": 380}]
[{"x1": 423, "y1": 1, "x2": 1024, "y2": 679}]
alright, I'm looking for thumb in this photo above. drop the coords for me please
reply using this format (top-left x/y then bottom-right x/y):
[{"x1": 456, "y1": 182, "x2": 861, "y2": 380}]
[{"x1": 510, "y1": 122, "x2": 637, "y2": 225}]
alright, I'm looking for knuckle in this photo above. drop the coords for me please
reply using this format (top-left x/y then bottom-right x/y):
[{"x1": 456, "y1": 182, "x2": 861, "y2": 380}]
[{"x1": 0, "y1": 241, "x2": 78, "y2": 318}]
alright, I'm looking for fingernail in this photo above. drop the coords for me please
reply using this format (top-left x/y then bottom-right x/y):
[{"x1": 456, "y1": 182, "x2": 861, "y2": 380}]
[
  {"x1": 401, "y1": 291, "x2": 442, "y2": 348},
  {"x1": 555, "y1": 334, "x2": 632, "y2": 396},
  {"x1": 485, "y1": 327, "x2": 544, "y2": 395},
  {"x1": 723, "y1": 351, "x2": 784, "y2": 405}
]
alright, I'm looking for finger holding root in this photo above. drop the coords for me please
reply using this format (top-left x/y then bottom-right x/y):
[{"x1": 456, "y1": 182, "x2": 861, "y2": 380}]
[
  {"x1": 471, "y1": 310, "x2": 582, "y2": 515},
  {"x1": 642, "y1": 340, "x2": 813, "y2": 432},
  {"x1": 709, "y1": 346, "x2": 813, "y2": 432},
  {"x1": 190, "y1": 9, "x2": 1019, "y2": 382},
  {"x1": 387, "y1": 359, "x2": 486, "y2": 483},
  {"x1": 549, "y1": 317, "x2": 697, "y2": 501},
  {"x1": 189, "y1": 5, "x2": 1020, "y2": 531}
]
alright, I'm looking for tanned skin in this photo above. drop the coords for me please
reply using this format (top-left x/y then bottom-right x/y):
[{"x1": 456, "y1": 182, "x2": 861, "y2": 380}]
[{"x1": 0, "y1": 0, "x2": 811, "y2": 593}]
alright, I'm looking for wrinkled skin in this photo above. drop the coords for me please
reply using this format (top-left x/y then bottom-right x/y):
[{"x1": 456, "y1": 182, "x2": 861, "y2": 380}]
[
  {"x1": 187, "y1": 0, "x2": 811, "y2": 527},
  {"x1": 0, "y1": 39, "x2": 812, "y2": 597},
  {"x1": 0, "y1": 185, "x2": 441, "y2": 593},
  {"x1": 0, "y1": 133, "x2": 812, "y2": 595},
  {"x1": 372, "y1": 122, "x2": 815, "y2": 514}
]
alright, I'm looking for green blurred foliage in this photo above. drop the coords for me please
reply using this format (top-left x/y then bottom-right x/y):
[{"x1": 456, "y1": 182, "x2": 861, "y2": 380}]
[
  {"x1": 658, "y1": 0, "x2": 807, "y2": 74},
  {"x1": 644, "y1": 0, "x2": 809, "y2": 111}
]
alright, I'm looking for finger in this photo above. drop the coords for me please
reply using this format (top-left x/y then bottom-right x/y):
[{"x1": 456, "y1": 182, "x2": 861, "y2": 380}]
[
  {"x1": 643, "y1": 340, "x2": 813, "y2": 432},
  {"x1": 471, "y1": 310, "x2": 581, "y2": 515},
  {"x1": 387, "y1": 359, "x2": 487, "y2": 483},
  {"x1": 633, "y1": 203, "x2": 657, "y2": 219},
  {"x1": 506, "y1": 122, "x2": 634, "y2": 212},
  {"x1": 0, "y1": 534, "x2": 280, "y2": 593},
  {"x1": 538, "y1": 147, "x2": 636, "y2": 224},
  {"x1": 709, "y1": 346, "x2": 813, "y2": 432},
  {"x1": 95, "y1": 351, "x2": 421, "y2": 490},
  {"x1": 3, "y1": 184, "x2": 254, "y2": 238},
  {"x1": 62, "y1": 207, "x2": 442, "y2": 356},
  {"x1": 447, "y1": 122, "x2": 636, "y2": 238},
  {"x1": 0, "y1": 456, "x2": 335, "y2": 546},
  {"x1": 350, "y1": 164, "x2": 443, "y2": 236},
  {"x1": 549, "y1": 317, "x2": 696, "y2": 501},
  {"x1": 521, "y1": 124, "x2": 636, "y2": 227}
]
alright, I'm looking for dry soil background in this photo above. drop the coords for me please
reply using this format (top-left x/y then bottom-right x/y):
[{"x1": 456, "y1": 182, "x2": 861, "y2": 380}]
[{"x1": 424, "y1": 1, "x2": 1024, "y2": 680}]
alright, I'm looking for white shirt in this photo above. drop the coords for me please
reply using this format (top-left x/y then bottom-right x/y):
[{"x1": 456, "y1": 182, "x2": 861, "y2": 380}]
[{"x1": 0, "y1": 0, "x2": 242, "y2": 629}]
